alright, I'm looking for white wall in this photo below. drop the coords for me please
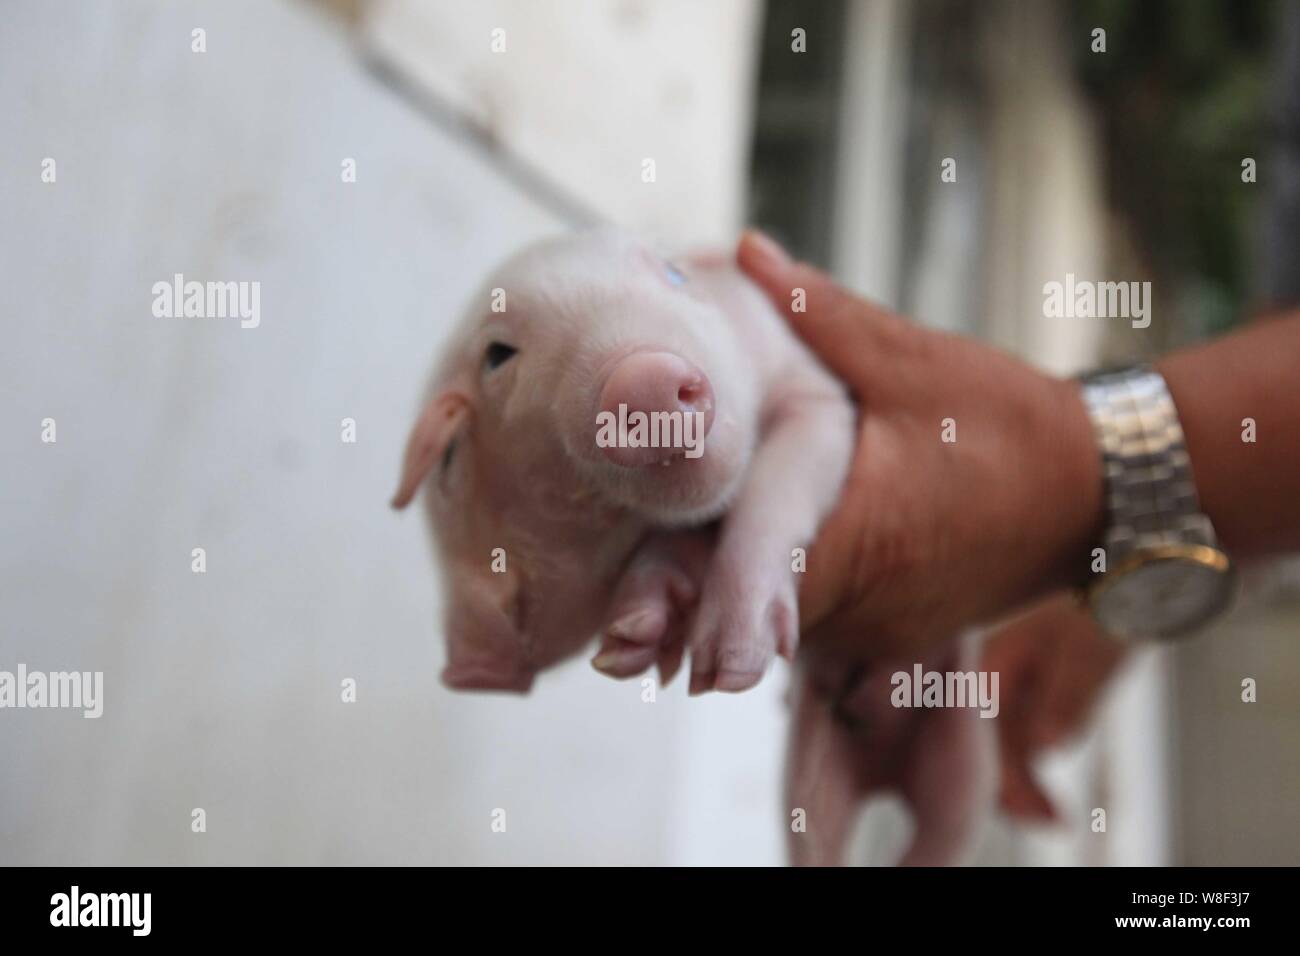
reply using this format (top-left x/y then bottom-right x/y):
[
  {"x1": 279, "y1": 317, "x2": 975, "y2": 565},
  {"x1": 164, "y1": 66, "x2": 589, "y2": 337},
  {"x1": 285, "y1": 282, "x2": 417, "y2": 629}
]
[{"x1": 365, "y1": 0, "x2": 762, "y2": 245}]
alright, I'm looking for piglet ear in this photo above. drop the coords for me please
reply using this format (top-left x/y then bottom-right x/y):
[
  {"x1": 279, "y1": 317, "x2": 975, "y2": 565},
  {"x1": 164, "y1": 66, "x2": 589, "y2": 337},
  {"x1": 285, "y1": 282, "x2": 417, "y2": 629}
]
[{"x1": 391, "y1": 391, "x2": 471, "y2": 509}]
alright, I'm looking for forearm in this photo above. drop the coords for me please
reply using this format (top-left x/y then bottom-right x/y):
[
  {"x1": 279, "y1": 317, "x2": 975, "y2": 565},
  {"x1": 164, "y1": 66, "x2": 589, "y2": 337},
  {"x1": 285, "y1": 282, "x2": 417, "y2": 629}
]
[{"x1": 1155, "y1": 313, "x2": 1300, "y2": 558}]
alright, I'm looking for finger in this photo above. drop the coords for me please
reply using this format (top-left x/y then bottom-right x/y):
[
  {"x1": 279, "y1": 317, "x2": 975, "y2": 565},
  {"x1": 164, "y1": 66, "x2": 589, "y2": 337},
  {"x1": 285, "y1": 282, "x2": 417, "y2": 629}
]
[
  {"x1": 1036, "y1": 640, "x2": 1125, "y2": 747},
  {"x1": 999, "y1": 753, "x2": 1058, "y2": 822},
  {"x1": 736, "y1": 230, "x2": 907, "y2": 386}
]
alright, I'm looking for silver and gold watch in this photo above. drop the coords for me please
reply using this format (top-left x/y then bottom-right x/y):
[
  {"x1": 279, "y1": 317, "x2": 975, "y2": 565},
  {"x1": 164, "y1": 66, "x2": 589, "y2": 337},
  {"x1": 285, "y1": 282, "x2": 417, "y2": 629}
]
[{"x1": 1079, "y1": 366, "x2": 1235, "y2": 641}]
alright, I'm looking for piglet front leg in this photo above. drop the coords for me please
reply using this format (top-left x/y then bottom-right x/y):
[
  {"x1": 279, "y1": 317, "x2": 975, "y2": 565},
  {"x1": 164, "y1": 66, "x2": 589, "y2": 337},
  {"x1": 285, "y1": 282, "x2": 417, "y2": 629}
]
[
  {"x1": 688, "y1": 386, "x2": 854, "y2": 693},
  {"x1": 591, "y1": 529, "x2": 713, "y2": 686}
]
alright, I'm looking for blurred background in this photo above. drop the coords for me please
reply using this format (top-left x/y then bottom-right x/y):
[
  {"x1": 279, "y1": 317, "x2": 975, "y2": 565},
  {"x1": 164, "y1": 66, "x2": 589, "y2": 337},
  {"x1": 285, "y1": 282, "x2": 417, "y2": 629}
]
[{"x1": 1, "y1": 0, "x2": 1296, "y2": 865}]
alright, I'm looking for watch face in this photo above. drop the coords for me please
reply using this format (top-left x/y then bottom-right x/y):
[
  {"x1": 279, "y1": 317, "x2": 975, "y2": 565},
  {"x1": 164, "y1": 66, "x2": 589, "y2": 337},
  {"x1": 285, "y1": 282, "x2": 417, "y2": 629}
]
[{"x1": 1093, "y1": 554, "x2": 1235, "y2": 640}]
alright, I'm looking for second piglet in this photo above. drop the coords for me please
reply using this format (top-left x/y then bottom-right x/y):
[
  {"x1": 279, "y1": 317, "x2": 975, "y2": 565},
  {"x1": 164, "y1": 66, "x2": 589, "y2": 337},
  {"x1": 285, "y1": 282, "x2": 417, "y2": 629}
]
[{"x1": 392, "y1": 228, "x2": 855, "y2": 695}]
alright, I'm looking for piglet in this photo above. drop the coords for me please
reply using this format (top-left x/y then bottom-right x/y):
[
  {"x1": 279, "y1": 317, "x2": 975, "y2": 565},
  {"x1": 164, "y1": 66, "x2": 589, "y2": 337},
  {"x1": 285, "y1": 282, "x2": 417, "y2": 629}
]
[
  {"x1": 393, "y1": 229, "x2": 991, "y2": 864},
  {"x1": 393, "y1": 228, "x2": 854, "y2": 694}
]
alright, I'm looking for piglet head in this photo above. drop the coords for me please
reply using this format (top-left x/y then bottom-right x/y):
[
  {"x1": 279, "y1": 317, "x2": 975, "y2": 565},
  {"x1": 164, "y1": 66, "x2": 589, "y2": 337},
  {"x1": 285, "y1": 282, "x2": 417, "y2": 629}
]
[{"x1": 480, "y1": 229, "x2": 754, "y2": 526}]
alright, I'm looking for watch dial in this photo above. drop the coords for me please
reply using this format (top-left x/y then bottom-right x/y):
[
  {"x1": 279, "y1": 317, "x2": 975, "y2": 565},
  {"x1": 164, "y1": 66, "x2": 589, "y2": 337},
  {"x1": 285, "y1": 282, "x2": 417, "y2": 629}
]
[{"x1": 1095, "y1": 557, "x2": 1234, "y2": 640}]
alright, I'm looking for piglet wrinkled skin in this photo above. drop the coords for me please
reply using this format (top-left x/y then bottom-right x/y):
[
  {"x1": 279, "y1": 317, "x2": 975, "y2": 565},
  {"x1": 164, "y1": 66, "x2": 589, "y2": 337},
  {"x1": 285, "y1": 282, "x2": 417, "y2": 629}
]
[{"x1": 394, "y1": 229, "x2": 993, "y2": 864}]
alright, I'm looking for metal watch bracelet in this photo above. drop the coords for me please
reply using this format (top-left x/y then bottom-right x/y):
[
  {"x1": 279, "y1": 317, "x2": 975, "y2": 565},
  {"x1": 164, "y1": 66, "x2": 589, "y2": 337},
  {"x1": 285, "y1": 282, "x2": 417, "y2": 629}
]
[{"x1": 1078, "y1": 366, "x2": 1218, "y2": 568}]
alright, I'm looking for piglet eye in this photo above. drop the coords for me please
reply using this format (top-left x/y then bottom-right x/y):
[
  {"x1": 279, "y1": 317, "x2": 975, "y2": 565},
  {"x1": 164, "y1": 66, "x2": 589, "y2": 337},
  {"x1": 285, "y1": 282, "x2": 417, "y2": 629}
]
[
  {"x1": 664, "y1": 261, "x2": 688, "y2": 286},
  {"x1": 484, "y1": 341, "x2": 518, "y2": 371}
]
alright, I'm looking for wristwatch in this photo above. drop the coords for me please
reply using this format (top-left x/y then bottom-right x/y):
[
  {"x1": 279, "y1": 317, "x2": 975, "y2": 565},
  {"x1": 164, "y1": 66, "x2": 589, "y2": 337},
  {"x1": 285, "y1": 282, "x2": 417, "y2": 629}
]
[{"x1": 1079, "y1": 365, "x2": 1235, "y2": 641}]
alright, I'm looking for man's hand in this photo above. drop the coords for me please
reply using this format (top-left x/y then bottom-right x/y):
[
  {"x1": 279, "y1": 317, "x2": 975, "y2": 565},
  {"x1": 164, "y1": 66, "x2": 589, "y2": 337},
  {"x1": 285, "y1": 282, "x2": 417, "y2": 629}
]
[
  {"x1": 981, "y1": 594, "x2": 1127, "y2": 820},
  {"x1": 737, "y1": 231, "x2": 1103, "y2": 661}
]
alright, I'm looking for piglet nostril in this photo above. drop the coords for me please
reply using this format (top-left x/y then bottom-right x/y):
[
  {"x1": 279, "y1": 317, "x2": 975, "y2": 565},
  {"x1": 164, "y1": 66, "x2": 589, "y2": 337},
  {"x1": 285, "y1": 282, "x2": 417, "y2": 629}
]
[{"x1": 677, "y1": 374, "x2": 715, "y2": 423}]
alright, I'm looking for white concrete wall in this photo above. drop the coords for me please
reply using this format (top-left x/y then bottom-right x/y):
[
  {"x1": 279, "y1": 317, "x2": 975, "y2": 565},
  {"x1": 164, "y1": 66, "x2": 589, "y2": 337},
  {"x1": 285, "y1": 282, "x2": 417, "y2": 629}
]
[{"x1": 365, "y1": 0, "x2": 762, "y2": 246}]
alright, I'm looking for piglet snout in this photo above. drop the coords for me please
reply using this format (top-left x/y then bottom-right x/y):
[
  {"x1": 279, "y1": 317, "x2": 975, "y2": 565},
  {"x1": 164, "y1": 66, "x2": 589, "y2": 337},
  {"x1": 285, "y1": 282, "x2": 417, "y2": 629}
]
[{"x1": 596, "y1": 351, "x2": 715, "y2": 467}]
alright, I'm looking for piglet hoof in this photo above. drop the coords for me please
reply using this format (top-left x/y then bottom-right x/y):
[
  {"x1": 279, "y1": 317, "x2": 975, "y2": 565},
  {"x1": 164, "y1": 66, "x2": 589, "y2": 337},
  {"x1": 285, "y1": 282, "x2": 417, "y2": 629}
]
[
  {"x1": 591, "y1": 634, "x2": 661, "y2": 679},
  {"x1": 688, "y1": 575, "x2": 796, "y2": 694},
  {"x1": 607, "y1": 606, "x2": 669, "y2": 644},
  {"x1": 592, "y1": 559, "x2": 696, "y2": 683}
]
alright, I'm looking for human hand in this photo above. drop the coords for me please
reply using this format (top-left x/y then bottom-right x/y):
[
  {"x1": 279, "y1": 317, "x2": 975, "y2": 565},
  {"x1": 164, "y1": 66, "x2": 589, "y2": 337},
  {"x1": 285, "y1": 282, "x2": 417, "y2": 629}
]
[
  {"x1": 981, "y1": 593, "x2": 1127, "y2": 820},
  {"x1": 736, "y1": 231, "x2": 1104, "y2": 662}
]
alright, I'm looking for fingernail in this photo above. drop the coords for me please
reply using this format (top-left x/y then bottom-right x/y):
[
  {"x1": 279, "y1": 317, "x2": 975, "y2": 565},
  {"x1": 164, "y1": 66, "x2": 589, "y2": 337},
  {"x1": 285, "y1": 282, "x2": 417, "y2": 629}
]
[{"x1": 743, "y1": 229, "x2": 791, "y2": 270}]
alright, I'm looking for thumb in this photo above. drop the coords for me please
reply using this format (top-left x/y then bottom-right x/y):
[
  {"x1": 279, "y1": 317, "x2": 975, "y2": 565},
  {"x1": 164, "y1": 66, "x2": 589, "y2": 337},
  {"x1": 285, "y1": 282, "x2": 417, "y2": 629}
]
[{"x1": 736, "y1": 229, "x2": 907, "y2": 387}]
